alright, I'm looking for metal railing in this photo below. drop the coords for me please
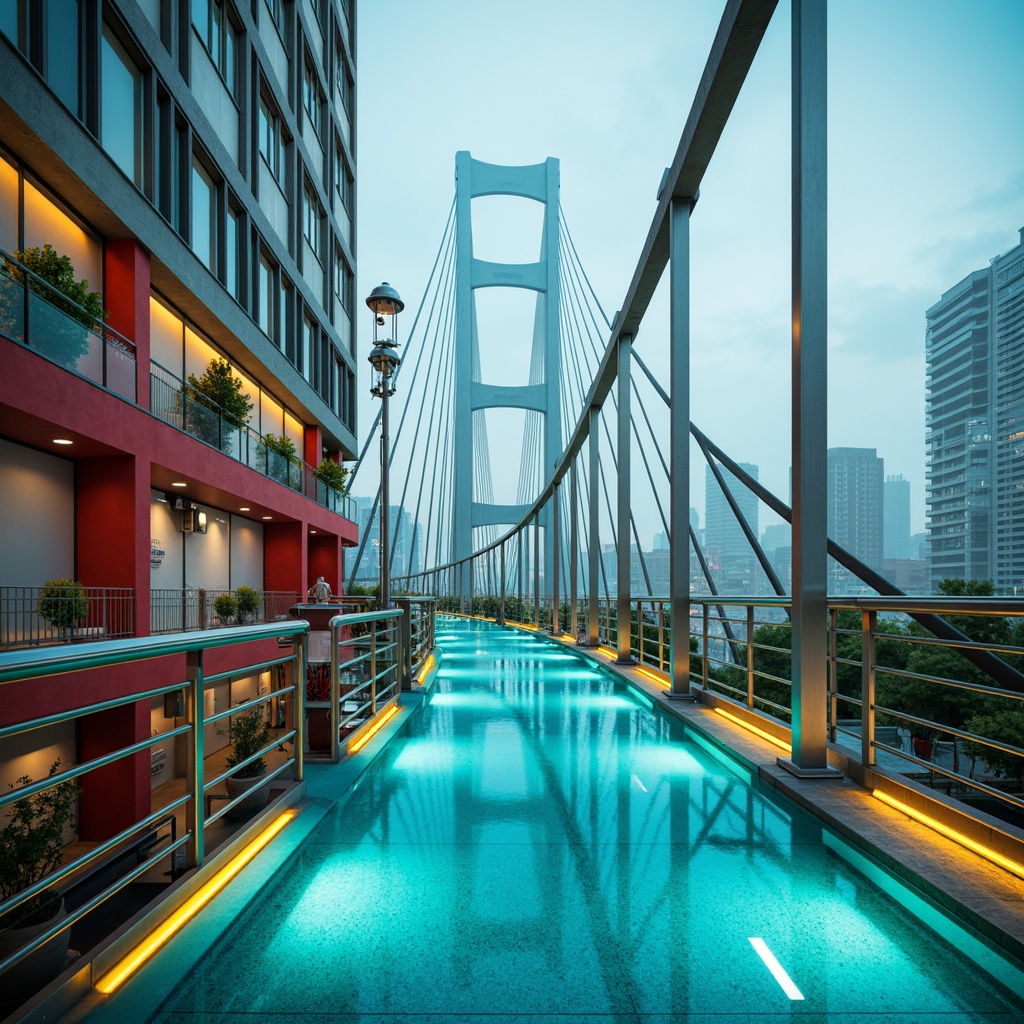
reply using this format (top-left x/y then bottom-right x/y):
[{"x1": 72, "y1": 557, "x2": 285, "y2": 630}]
[
  {"x1": 0, "y1": 248, "x2": 137, "y2": 401},
  {"x1": 396, "y1": 596, "x2": 437, "y2": 682},
  {"x1": 149, "y1": 361, "x2": 357, "y2": 521},
  {"x1": 305, "y1": 608, "x2": 407, "y2": 763},
  {"x1": 0, "y1": 586, "x2": 135, "y2": 650},
  {"x1": 150, "y1": 589, "x2": 300, "y2": 634},
  {"x1": 0, "y1": 621, "x2": 307, "y2": 985}
]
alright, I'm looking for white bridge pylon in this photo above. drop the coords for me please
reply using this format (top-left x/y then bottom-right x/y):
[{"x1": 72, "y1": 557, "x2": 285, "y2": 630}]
[{"x1": 453, "y1": 151, "x2": 561, "y2": 593}]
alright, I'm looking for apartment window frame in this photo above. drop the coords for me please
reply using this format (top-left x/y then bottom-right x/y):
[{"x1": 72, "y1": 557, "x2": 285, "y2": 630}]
[
  {"x1": 333, "y1": 138, "x2": 352, "y2": 215},
  {"x1": 301, "y1": 56, "x2": 322, "y2": 140},
  {"x1": 334, "y1": 247, "x2": 353, "y2": 314},
  {"x1": 191, "y1": 0, "x2": 238, "y2": 96},
  {"x1": 302, "y1": 178, "x2": 322, "y2": 261},
  {"x1": 265, "y1": 0, "x2": 287, "y2": 40},
  {"x1": 258, "y1": 93, "x2": 287, "y2": 185},
  {"x1": 257, "y1": 248, "x2": 278, "y2": 341},
  {"x1": 190, "y1": 150, "x2": 219, "y2": 274},
  {"x1": 100, "y1": 20, "x2": 145, "y2": 188}
]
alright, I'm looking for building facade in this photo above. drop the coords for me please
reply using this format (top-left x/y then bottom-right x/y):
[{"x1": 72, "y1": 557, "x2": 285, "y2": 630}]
[
  {"x1": 926, "y1": 228, "x2": 1024, "y2": 593},
  {"x1": 704, "y1": 462, "x2": 759, "y2": 594},
  {"x1": 0, "y1": 0, "x2": 359, "y2": 839},
  {"x1": 883, "y1": 473, "x2": 911, "y2": 560},
  {"x1": 827, "y1": 447, "x2": 883, "y2": 591}
]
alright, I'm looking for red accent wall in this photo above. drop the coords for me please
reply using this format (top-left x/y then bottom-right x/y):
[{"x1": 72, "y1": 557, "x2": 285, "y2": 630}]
[
  {"x1": 304, "y1": 425, "x2": 323, "y2": 469},
  {"x1": 308, "y1": 533, "x2": 341, "y2": 594},
  {"x1": 265, "y1": 521, "x2": 305, "y2": 596},
  {"x1": 77, "y1": 701, "x2": 150, "y2": 840},
  {"x1": 104, "y1": 240, "x2": 151, "y2": 410}
]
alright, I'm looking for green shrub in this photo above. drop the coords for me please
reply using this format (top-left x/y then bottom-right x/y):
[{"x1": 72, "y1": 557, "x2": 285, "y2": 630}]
[
  {"x1": 185, "y1": 358, "x2": 253, "y2": 451},
  {"x1": 235, "y1": 585, "x2": 260, "y2": 621},
  {"x1": 315, "y1": 457, "x2": 348, "y2": 494},
  {"x1": 38, "y1": 578, "x2": 89, "y2": 631},
  {"x1": 213, "y1": 593, "x2": 238, "y2": 623},
  {"x1": 224, "y1": 706, "x2": 271, "y2": 779}
]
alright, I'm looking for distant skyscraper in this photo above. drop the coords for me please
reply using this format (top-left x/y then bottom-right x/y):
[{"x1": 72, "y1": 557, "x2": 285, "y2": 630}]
[
  {"x1": 926, "y1": 228, "x2": 1024, "y2": 593},
  {"x1": 828, "y1": 448, "x2": 884, "y2": 587},
  {"x1": 352, "y1": 497, "x2": 421, "y2": 583},
  {"x1": 884, "y1": 474, "x2": 912, "y2": 559},
  {"x1": 705, "y1": 463, "x2": 759, "y2": 592},
  {"x1": 653, "y1": 532, "x2": 668, "y2": 551}
]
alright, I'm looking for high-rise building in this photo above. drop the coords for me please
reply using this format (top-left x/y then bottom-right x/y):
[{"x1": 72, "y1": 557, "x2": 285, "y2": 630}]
[
  {"x1": 0, "y1": 1, "x2": 359, "y2": 833},
  {"x1": 351, "y1": 497, "x2": 421, "y2": 584},
  {"x1": 827, "y1": 448, "x2": 884, "y2": 589},
  {"x1": 705, "y1": 462, "x2": 759, "y2": 593},
  {"x1": 926, "y1": 228, "x2": 1024, "y2": 593},
  {"x1": 884, "y1": 474, "x2": 911, "y2": 559}
]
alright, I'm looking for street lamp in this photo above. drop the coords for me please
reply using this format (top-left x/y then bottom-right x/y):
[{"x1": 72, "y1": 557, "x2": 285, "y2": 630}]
[{"x1": 366, "y1": 282, "x2": 403, "y2": 609}]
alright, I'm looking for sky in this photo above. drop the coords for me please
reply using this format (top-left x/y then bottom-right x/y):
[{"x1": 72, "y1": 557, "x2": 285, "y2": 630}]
[{"x1": 353, "y1": 0, "x2": 1024, "y2": 560}]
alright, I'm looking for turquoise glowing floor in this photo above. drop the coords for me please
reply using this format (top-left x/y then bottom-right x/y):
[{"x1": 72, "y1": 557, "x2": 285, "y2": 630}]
[{"x1": 147, "y1": 619, "x2": 1024, "y2": 1022}]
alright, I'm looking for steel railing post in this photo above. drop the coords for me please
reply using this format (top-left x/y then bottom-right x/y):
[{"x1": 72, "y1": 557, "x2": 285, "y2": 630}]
[
  {"x1": 746, "y1": 605, "x2": 755, "y2": 708},
  {"x1": 185, "y1": 649, "x2": 204, "y2": 869},
  {"x1": 861, "y1": 609, "x2": 876, "y2": 767}
]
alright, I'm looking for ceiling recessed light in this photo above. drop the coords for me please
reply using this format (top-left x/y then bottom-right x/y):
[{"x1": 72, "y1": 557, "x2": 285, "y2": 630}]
[
  {"x1": 262, "y1": 516, "x2": 272, "y2": 520},
  {"x1": 53, "y1": 438, "x2": 73, "y2": 445},
  {"x1": 239, "y1": 507, "x2": 251, "y2": 512},
  {"x1": 310, "y1": 530, "x2": 317, "y2": 534},
  {"x1": 171, "y1": 482, "x2": 187, "y2": 487}
]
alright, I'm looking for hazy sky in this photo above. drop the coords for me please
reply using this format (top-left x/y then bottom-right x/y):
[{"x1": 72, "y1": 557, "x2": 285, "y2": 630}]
[{"x1": 354, "y1": 0, "x2": 1024, "y2": 558}]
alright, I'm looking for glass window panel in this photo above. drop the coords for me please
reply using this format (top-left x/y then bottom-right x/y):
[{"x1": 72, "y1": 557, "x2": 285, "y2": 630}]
[
  {"x1": 192, "y1": 0, "x2": 210, "y2": 45},
  {"x1": 225, "y1": 206, "x2": 238, "y2": 297},
  {"x1": 101, "y1": 25, "x2": 143, "y2": 186},
  {"x1": 191, "y1": 158, "x2": 215, "y2": 271},
  {"x1": 258, "y1": 254, "x2": 273, "y2": 337},
  {"x1": 0, "y1": 154, "x2": 18, "y2": 253},
  {"x1": 0, "y1": 1, "x2": 26, "y2": 51},
  {"x1": 47, "y1": 0, "x2": 81, "y2": 116}
]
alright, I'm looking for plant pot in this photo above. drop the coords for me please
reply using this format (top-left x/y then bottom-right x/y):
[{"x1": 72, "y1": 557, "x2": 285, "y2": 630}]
[
  {"x1": 225, "y1": 772, "x2": 270, "y2": 815},
  {"x1": 0, "y1": 895, "x2": 71, "y2": 1001}
]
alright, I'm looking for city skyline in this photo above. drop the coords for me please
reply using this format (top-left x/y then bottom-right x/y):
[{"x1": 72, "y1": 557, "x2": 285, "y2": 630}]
[{"x1": 355, "y1": 0, "x2": 1024, "y2": 552}]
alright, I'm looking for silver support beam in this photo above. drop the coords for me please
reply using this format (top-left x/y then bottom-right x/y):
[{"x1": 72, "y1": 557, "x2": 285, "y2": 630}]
[
  {"x1": 669, "y1": 197, "x2": 693, "y2": 696},
  {"x1": 781, "y1": 0, "x2": 838, "y2": 779},
  {"x1": 185, "y1": 650, "x2": 204, "y2": 869},
  {"x1": 570, "y1": 462, "x2": 579, "y2": 638},
  {"x1": 533, "y1": 513, "x2": 541, "y2": 628},
  {"x1": 551, "y1": 483, "x2": 560, "y2": 633},
  {"x1": 499, "y1": 542, "x2": 506, "y2": 625},
  {"x1": 616, "y1": 335, "x2": 633, "y2": 664},
  {"x1": 587, "y1": 406, "x2": 600, "y2": 646}
]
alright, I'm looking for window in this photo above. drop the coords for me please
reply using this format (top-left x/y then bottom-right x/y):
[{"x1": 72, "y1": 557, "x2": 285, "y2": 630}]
[
  {"x1": 258, "y1": 96, "x2": 286, "y2": 184},
  {"x1": 334, "y1": 140, "x2": 352, "y2": 214},
  {"x1": 225, "y1": 203, "x2": 239, "y2": 298},
  {"x1": 258, "y1": 251, "x2": 275, "y2": 339},
  {"x1": 334, "y1": 249, "x2": 353, "y2": 312},
  {"x1": 101, "y1": 24, "x2": 144, "y2": 186},
  {"x1": 192, "y1": 0, "x2": 237, "y2": 93},
  {"x1": 191, "y1": 156, "x2": 216, "y2": 272},
  {"x1": 265, "y1": 0, "x2": 286, "y2": 37},
  {"x1": 302, "y1": 181, "x2": 321, "y2": 256},
  {"x1": 302, "y1": 315, "x2": 315, "y2": 380},
  {"x1": 334, "y1": 45, "x2": 352, "y2": 117},
  {"x1": 302, "y1": 60, "x2": 321, "y2": 138},
  {"x1": 156, "y1": 92, "x2": 184, "y2": 230},
  {"x1": 48, "y1": 0, "x2": 82, "y2": 116},
  {"x1": 0, "y1": 1, "x2": 27, "y2": 53}
]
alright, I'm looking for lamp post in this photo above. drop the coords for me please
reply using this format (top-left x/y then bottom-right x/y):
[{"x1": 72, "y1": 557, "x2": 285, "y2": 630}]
[{"x1": 367, "y1": 282, "x2": 403, "y2": 609}]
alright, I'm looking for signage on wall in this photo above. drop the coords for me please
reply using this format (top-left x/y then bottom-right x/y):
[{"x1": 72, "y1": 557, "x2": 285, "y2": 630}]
[{"x1": 150, "y1": 538, "x2": 166, "y2": 570}]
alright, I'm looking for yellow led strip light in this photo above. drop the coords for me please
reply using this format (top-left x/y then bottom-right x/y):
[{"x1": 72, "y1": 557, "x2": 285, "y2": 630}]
[
  {"x1": 635, "y1": 666, "x2": 669, "y2": 689},
  {"x1": 348, "y1": 704, "x2": 400, "y2": 754},
  {"x1": 597, "y1": 646, "x2": 617, "y2": 659},
  {"x1": 714, "y1": 707, "x2": 792, "y2": 753},
  {"x1": 873, "y1": 789, "x2": 1024, "y2": 881},
  {"x1": 416, "y1": 654, "x2": 435, "y2": 684},
  {"x1": 96, "y1": 809, "x2": 297, "y2": 993}
]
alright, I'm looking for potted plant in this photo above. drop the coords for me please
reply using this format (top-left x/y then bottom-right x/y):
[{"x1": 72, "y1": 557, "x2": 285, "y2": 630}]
[
  {"x1": 314, "y1": 457, "x2": 348, "y2": 508},
  {"x1": 260, "y1": 433, "x2": 298, "y2": 488},
  {"x1": 1, "y1": 245, "x2": 105, "y2": 369},
  {"x1": 235, "y1": 586, "x2": 260, "y2": 623},
  {"x1": 223, "y1": 705, "x2": 272, "y2": 812},
  {"x1": 184, "y1": 357, "x2": 253, "y2": 453},
  {"x1": 0, "y1": 761, "x2": 79, "y2": 999},
  {"x1": 38, "y1": 579, "x2": 89, "y2": 638},
  {"x1": 213, "y1": 593, "x2": 237, "y2": 625}
]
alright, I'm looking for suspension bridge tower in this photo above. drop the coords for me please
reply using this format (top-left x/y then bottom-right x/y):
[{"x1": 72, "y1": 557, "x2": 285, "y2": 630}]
[{"x1": 453, "y1": 151, "x2": 561, "y2": 593}]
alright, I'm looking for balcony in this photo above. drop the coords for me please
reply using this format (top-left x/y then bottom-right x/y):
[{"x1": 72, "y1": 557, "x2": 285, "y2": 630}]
[
  {"x1": 0, "y1": 249, "x2": 137, "y2": 401},
  {"x1": 150, "y1": 362, "x2": 356, "y2": 520}
]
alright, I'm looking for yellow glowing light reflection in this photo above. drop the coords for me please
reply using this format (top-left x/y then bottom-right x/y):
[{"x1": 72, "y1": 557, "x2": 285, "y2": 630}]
[
  {"x1": 560, "y1": 633, "x2": 575, "y2": 643},
  {"x1": 873, "y1": 789, "x2": 1024, "y2": 881},
  {"x1": 96, "y1": 810, "x2": 297, "y2": 993},
  {"x1": 714, "y1": 708, "x2": 791, "y2": 753},
  {"x1": 597, "y1": 646, "x2": 617, "y2": 659},
  {"x1": 417, "y1": 654, "x2": 436, "y2": 683},
  {"x1": 348, "y1": 704, "x2": 400, "y2": 754},
  {"x1": 635, "y1": 666, "x2": 669, "y2": 689}
]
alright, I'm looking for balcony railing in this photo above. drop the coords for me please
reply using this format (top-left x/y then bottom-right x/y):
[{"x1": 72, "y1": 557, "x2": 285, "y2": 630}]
[
  {"x1": 150, "y1": 589, "x2": 301, "y2": 634},
  {"x1": 0, "y1": 586, "x2": 134, "y2": 649},
  {"x1": 0, "y1": 248, "x2": 137, "y2": 401},
  {"x1": 149, "y1": 361, "x2": 357, "y2": 520}
]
